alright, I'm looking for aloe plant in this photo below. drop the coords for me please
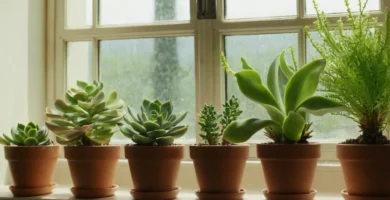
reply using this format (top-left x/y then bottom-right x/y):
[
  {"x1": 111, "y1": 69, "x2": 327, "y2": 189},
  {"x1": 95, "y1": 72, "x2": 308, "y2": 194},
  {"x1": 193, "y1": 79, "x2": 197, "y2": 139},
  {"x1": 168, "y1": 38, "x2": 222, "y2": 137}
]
[
  {"x1": 306, "y1": 0, "x2": 390, "y2": 144},
  {"x1": 45, "y1": 80, "x2": 125, "y2": 146},
  {"x1": 119, "y1": 99, "x2": 189, "y2": 145},
  {"x1": 0, "y1": 122, "x2": 51, "y2": 146},
  {"x1": 221, "y1": 50, "x2": 345, "y2": 143}
]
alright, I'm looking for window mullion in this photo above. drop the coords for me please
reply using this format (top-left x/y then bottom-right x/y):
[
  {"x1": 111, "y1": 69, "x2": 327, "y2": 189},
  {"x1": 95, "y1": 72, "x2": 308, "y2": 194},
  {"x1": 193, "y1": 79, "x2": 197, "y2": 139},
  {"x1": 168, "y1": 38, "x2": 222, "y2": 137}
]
[
  {"x1": 92, "y1": 0, "x2": 98, "y2": 28},
  {"x1": 92, "y1": 38, "x2": 99, "y2": 82},
  {"x1": 298, "y1": 0, "x2": 305, "y2": 18}
]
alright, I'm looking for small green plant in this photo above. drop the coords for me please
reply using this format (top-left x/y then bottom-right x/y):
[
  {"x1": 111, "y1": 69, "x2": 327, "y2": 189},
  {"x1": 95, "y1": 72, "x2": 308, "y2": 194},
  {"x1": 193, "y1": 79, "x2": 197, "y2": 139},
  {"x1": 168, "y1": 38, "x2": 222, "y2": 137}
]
[
  {"x1": 119, "y1": 99, "x2": 189, "y2": 145},
  {"x1": 221, "y1": 50, "x2": 345, "y2": 144},
  {"x1": 306, "y1": 0, "x2": 390, "y2": 144},
  {"x1": 198, "y1": 96, "x2": 243, "y2": 145},
  {"x1": 0, "y1": 122, "x2": 51, "y2": 146},
  {"x1": 45, "y1": 80, "x2": 125, "y2": 146}
]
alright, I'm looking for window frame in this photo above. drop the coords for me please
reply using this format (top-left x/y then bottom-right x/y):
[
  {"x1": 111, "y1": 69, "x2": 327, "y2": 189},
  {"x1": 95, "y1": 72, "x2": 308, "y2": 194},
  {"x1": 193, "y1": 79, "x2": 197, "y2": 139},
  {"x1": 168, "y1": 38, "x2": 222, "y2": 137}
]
[{"x1": 48, "y1": 0, "x2": 389, "y2": 162}]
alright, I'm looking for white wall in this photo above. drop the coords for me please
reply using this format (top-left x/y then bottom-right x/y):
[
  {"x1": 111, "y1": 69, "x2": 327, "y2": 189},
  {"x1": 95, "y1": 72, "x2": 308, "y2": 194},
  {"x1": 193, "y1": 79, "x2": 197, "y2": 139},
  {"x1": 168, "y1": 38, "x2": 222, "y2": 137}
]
[{"x1": 0, "y1": 0, "x2": 45, "y2": 185}]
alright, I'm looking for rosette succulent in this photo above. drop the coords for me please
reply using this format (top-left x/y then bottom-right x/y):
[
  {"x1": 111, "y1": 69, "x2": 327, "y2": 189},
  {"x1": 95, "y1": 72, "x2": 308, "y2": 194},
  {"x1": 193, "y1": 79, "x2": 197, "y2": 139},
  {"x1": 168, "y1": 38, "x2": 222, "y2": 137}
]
[
  {"x1": 45, "y1": 80, "x2": 125, "y2": 146},
  {"x1": 120, "y1": 99, "x2": 189, "y2": 145},
  {"x1": 0, "y1": 122, "x2": 51, "y2": 146}
]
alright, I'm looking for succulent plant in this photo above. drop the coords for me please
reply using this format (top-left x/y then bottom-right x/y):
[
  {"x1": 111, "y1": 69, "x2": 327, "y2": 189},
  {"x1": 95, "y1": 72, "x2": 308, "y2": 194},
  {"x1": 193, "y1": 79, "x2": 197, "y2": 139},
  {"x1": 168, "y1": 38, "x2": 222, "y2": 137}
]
[
  {"x1": 221, "y1": 50, "x2": 345, "y2": 144},
  {"x1": 120, "y1": 99, "x2": 189, "y2": 145},
  {"x1": 199, "y1": 105, "x2": 221, "y2": 145},
  {"x1": 45, "y1": 80, "x2": 125, "y2": 146},
  {"x1": 0, "y1": 122, "x2": 51, "y2": 146}
]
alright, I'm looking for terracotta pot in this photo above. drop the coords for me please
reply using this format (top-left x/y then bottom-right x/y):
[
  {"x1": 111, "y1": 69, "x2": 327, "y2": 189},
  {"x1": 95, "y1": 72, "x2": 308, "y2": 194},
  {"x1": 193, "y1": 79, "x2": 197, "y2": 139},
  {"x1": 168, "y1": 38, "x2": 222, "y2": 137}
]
[
  {"x1": 337, "y1": 144, "x2": 390, "y2": 198},
  {"x1": 257, "y1": 143, "x2": 320, "y2": 196},
  {"x1": 190, "y1": 145, "x2": 248, "y2": 199},
  {"x1": 64, "y1": 145, "x2": 120, "y2": 198},
  {"x1": 125, "y1": 145, "x2": 184, "y2": 199},
  {"x1": 4, "y1": 146, "x2": 60, "y2": 197}
]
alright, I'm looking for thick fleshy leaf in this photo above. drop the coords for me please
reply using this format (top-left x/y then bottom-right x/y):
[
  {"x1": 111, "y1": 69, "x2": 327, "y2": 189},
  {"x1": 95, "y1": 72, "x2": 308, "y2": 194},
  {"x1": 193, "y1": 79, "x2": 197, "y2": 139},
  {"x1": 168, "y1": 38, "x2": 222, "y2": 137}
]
[
  {"x1": 77, "y1": 80, "x2": 88, "y2": 89},
  {"x1": 161, "y1": 101, "x2": 173, "y2": 117},
  {"x1": 106, "y1": 91, "x2": 118, "y2": 105},
  {"x1": 143, "y1": 121, "x2": 160, "y2": 131},
  {"x1": 267, "y1": 53, "x2": 283, "y2": 110},
  {"x1": 279, "y1": 50, "x2": 294, "y2": 79},
  {"x1": 129, "y1": 121, "x2": 147, "y2": 133},
  {"x1": 78, "y1": 101, "x2": 92, "y2": 111},
  {"x1": 54, "y1": 99, "x2": 69, "y2": 113},
  {"x1": 132, "y1": 133, "x2": 154, "y2": 145},
  {"x1": 282, "y1": 111, "x2": 306, "y2": 142},
  {"x1": 235, "y1": 70, "x2": 281, "y2": 111},
  {"x1": 0, "y1": 137, "x2": 10, "y2": 145},
  {"x1": 24, "y1": 138, "x2": 38, "y2": 146},
  {"x1": 171, "y1": 112, "x2": 188, "y2": 126},
  {"x1": 284, "y1": 59, "x2": 326, "y2": 113},
  {"x1": 296, "y1": 96, "x2": 346, "y2": 116},
  {"x1": 241, "y1": 57, "x2": 253, "y2": 70},
  {"x1": 166, "y1": 125, "x2": 188, "y2": 138},
  {"x1": 262, "y1": 104, "x2": 285, "y2": 123},
  {"x1": 92, "y1": 91, "x2": 105, "y2": 104},
  {"x1": 156, "y1": 136, "x2": 174, "y2": 145},
  {"x1": 146, "y1": 129, "x2": 166, "y2": 138},
  {"x1": 127, "y1": 106, "x2": 140, "y2": 123},
  {"x1": 120, "y1": 125, "x2": 137, "y2": 138},
  {"x1": 223, "y1": 118, "x2": 279, "y2": 143}
]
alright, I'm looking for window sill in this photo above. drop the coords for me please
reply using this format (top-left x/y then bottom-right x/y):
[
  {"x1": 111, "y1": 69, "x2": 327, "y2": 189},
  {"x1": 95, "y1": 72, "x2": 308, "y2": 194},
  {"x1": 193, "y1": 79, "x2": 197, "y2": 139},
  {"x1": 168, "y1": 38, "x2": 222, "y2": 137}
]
[{"x1": 0, "y1": 187, "x2": 342, "y2": 200}]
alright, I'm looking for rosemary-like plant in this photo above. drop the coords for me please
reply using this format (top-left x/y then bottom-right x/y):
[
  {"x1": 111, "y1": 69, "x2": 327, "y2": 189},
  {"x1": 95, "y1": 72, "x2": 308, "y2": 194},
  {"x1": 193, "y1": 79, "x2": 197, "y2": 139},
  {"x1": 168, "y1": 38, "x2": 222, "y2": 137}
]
[
  {"x1": 221, "y1": 95, "x2": 243, "y2": 145},
  {"x1": 306, "y1": 0, "x2": 390, "y2": 144}
]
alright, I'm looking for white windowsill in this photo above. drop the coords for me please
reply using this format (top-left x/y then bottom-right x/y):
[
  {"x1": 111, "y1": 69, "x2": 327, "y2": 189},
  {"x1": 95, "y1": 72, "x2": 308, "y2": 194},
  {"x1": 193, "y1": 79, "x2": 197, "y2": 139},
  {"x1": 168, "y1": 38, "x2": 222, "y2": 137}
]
[{"x1": 0, "y1": 187, "x2": 342, "y2": 200}]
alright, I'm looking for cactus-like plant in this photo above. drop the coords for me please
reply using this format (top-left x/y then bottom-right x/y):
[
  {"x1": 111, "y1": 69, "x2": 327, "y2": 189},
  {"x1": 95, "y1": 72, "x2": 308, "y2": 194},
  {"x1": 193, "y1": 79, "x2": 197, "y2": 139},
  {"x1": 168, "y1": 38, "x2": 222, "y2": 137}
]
[
  {"x1": 45, "y1": 80, "x2": 125, "y2": 146},
  {"x1": 221, "y1": 50, "x2": 345, "y2": 144},
  {"x1": 0, "y1": 122, "x2": 51, "y2": 146},
  {"x1": 199, "y1": 105, "x2": 221, "y2": 145},
  {"x1": 120, "y1": 99, "x2": 189, "y2": 145}
]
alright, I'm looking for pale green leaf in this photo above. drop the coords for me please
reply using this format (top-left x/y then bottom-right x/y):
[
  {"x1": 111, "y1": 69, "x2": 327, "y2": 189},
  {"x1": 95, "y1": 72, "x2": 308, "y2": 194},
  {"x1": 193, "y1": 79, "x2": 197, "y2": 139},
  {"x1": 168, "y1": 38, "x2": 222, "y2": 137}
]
[
  {"x1": 296, "y1": 96, "x2": 346, "y2": 116},
  {"x1": 282, "y1": 111, "x2": 306, "y2": 142},
  {"x1": 267, "y1": 53, "x2": 283, "y2": 110},
  {"x1": 223, "y1": 118, "x2": 279, "y2": 143}
]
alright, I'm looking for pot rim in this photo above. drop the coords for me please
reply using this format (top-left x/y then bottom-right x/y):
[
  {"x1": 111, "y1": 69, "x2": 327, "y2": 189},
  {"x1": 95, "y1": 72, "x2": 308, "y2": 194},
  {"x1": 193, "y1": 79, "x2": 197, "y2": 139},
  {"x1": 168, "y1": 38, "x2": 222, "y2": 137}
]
[
  {"x1": 64, "y1": 145, "x2": 121, "y2": 149},
  {"x1": 125, "y1": 144, "x2": 184, "y2": 148},
  {"x1": 337, "y1": 144, "x2": 390, "y2": 147},
  {"x1": 190, "y1": 144, "x2": 249, "y2": 148},
  {"x1": 4, "y1": 145, "x2": 60, "y2": 149},
  {"x1": 257, "y1": 142, "x2": 320, "y2": 146}
]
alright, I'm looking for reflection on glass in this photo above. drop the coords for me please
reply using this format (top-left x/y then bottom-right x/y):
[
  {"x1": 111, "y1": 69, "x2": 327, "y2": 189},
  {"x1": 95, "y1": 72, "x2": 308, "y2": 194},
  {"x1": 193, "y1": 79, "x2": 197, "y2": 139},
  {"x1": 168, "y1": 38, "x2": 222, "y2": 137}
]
[
  {"x1": 99, "y1": 37, "x2": 195, "y2": 141},
  {"x1": 225, "y1": 0, "x2": 297, "y2": 19},
  {"x1": 225, "y1": 33, "x2": 298, "y2": 141},
  {"x1": 306, "y1": 0, "x2": 380, "y2": 15},
  {"x1": 99, "y1": 0, "x2": 190, "y2": 25},
  {"x1": 66, "y1": 0, "x2": 92, "y2": 28},
  {"x1": 66, "y1": 42, "x2": 93, "y2": 89}
]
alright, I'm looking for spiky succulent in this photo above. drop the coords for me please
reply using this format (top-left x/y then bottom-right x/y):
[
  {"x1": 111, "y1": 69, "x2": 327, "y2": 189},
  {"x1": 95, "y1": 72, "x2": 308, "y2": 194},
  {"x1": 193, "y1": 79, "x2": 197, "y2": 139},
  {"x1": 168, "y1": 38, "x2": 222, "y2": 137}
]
[
  {"x1": 120, "y1": 99, "x2": 189, "y2": 146},
  {"x1": 0, "y1": 122, "x2": 51, "y2": 146},
  {"x1": 45, "y1": 80, "x2": 125, "y2": 146},
  {"x1": 199, "y1": 105, "x2": 221, "y2": 145}
]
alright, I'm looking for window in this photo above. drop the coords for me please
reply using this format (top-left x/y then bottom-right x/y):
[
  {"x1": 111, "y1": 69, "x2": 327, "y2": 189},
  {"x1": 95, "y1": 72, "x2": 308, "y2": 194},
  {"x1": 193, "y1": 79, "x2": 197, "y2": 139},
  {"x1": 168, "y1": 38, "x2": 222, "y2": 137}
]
[{"x1": 51, "y1": 0, "x2": 387, "y2": 157}]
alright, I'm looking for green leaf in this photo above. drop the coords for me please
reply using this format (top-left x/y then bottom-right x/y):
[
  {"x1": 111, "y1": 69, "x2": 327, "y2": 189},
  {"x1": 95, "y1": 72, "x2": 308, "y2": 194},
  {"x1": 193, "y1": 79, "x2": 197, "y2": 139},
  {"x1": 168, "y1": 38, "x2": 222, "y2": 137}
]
[
  {"x1": 78, "y1": 101, "x2": 93, "y2": 111},
  {"x1": 146, "y1": 129, "x2": 166, "y2": 138},
  {"x1": 263, "y1": 104, "x2": 285, "y2": 123},
  {"x1": 74, "y1": 92, "x2": 89, "y2": 101},
  {"x1": 0, "y1": 137, "x2": 10, "y2": 145},
  {"x1": 142, "y1": 99, "x2": 152, "y2": 115},
  {"x1": 143, "y1": 121, "x2": 160, "y2": 131},
  {"x1": 267, "y1": 53, "x2": 283, "y2": 110},
  {"x1": 76, "y1": 80, "x2": 88, "y2": 89},
  {"x1": 156, "y1": 136, "x2": 174, "y2": 145},
  {"x1": 106, "y1": 91, "x2": 118, "y2": 105},
  {"x1": 296, "y1": 96, "x2": 346, "y2": 116},
  {"x1": 166, "y1": 125, "x2": 188, "y2": 138},
  {"x1": 171, "y1": 112, "x2": 188, "y2": 126},
  {"x1": 66, "y1": 92, "x2": 77, "y2": 104},
  {"x1": 284, "y1": 59, "x2": 326, "y2": 113},
  {"x1": 161, "y1": 101, "x2": 173, "y2": 117},
  {"x1": 132, "y1": 133, "x2": 154, "y2": 145},
  {"x1": 279, "y1": 50, "x2": 294, "y2": 79},
  {"x1": 223, "y1": 118, "x2": 279, "y2": 143},
  {"x1": 92, "y1": 91, "x2": 105, "y2": 104},
  {"x1": 120, "y1": 125, "x2": 137, "y2": 139},
  {"x1": 149, "y1": 102, "x2": 161, "y2": 113},
  {"x1": 282, "y1": 111, "x2": 306, "y2": 142},
  {"x1": 84, "y1": 85, "x2": 95, "y2": 94},
  {"x1": 54, "y1": 99, "x2": 69, "y2": 113},
  {"x1": 129, "y1": 121, "x2": 147, "y2": 133},
  {"x1": 234, "y1": 70, "x2": 281, "y2": 111},
  {"x1": 27, "y1": 129, "x2": 37, "y2": 137},
  {"x1": 241, "y1": 57, "x2": 253, "y2": 70},
  {"x1": 24, "y1": 137, "x2": 38, "y2": 146}
]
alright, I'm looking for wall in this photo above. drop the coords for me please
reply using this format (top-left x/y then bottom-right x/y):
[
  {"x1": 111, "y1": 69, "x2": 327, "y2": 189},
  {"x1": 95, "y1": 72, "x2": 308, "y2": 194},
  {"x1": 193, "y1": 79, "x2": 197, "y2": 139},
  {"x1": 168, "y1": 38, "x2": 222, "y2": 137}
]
[{"x1": 0, "y1": 0, "x2": 46, "y2": 185}]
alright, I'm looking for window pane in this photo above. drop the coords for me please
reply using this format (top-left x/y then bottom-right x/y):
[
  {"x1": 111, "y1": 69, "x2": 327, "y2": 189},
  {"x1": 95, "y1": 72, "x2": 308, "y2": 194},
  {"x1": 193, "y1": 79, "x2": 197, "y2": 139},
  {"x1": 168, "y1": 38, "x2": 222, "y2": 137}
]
[
  {"x1": 66, "y1": 42, "x2": 93, "y2": 89},
  {"x1": 225, "y1": 0, "x2": 297, "y2": 19},
  {"x1": 99, "y1": 37, "x2": 195, "y2": 141},
  {"x1": 225, "y1": 33, "x2": 298, "y2": 141},
  {"x1": 306, "y1": 32, "x2": 360, "y2": 142},
  {"x1": 306, "y1": 0, "x2": 380, "y2": 15},
  {"x1": 66, "y1": 0, "x2": 92, "y2": 28},
  {"x1": 99, "y1": 0, "x2": 190, "y2": 26}
]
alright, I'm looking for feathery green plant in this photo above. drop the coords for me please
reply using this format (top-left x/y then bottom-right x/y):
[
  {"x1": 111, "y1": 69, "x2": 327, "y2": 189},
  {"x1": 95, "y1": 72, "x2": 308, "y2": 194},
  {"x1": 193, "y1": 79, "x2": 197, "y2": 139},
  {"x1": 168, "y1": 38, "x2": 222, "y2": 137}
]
[
  {"x1": 0, "y1": 122, "x2": 51, "y2": 146},
  {"x1": 45, "y1": 80, "x2": 125, "y2": 146},
  {"x1": 221, "y1": 50, "x2": 344, "y2": 144},
  {"x1": 306, "y1": 0, "x2": 390, "y2": 144},
  {"x1": 120, "y1": 99, "x2": 189, "y2": 146}
]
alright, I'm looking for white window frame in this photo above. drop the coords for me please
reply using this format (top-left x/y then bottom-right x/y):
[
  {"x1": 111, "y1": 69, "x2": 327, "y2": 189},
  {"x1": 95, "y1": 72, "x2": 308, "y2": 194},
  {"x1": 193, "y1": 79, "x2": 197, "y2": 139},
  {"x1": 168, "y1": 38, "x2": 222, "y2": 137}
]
[{"x1": 44, "y1": 1, "x2": 390, "y2": 191}]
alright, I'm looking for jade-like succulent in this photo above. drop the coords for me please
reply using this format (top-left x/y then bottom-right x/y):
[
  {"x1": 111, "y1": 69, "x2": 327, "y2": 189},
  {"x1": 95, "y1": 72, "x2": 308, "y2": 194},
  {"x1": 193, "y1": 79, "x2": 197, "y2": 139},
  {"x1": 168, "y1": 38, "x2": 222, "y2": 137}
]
[
  {"x1": 45, "y1": 80, "x2": 125, "y2": 146},
  {"x1": 221, "y1": 50, "x2": 345, "y2": 144},
  {"x1": 0, "y1": 122, "x2": 51, "y2": 146},
  {"x1": 120, "y1": 99, "x2": 189, "y2": 145}
]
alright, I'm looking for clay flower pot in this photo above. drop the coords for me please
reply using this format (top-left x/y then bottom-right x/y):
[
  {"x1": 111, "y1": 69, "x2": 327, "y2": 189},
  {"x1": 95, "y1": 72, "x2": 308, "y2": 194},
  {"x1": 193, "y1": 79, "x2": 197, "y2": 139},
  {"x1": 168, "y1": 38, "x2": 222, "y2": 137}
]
[
  {"x1": 257, "y1": 143, "x2": 320, "y2": 200},
  {"x1": 4, "y1": 146, "x2": 60, "y2": 197},
  {"x1": 64, "y1": 146, "x2": 120, "y2": 198},
  {"x1": 125, "y1": 145, "x2": 184, "y2": 200},
  {"x1": 337, "y1": 144, "x2": 390, "y2": 199},
  {"x1": 190, "y1": 145, "x2": 249, "y2": 200}
]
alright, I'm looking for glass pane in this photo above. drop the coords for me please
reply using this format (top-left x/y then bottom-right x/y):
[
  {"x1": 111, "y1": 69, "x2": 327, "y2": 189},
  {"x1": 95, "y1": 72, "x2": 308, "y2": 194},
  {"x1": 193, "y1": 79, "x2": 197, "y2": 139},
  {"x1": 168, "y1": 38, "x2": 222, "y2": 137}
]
[
  {"x1": 99, "y1": 0, "x2": 190, "y2": 26},
  {"x1": 225, "y1": 33, "x2": 298, "y2": 141},
  {"x1": 66, "y1": 0, "x2": 93, "y2": 28},
  {"x1": 225, "y1": 0, "x2": 297, "y2": 19},
  {"x1": 66, "y1": 42, "x2": 93, "y2": 89},
  {"x1": 99, "y1": 37, "x2": 195, "y2": 141},
  {"x1": 306, "y1": 32, "x2": 360, "y2": 142},
  {"x1": 306, "y1": 0, "x2": 380, "y2": 15}
]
